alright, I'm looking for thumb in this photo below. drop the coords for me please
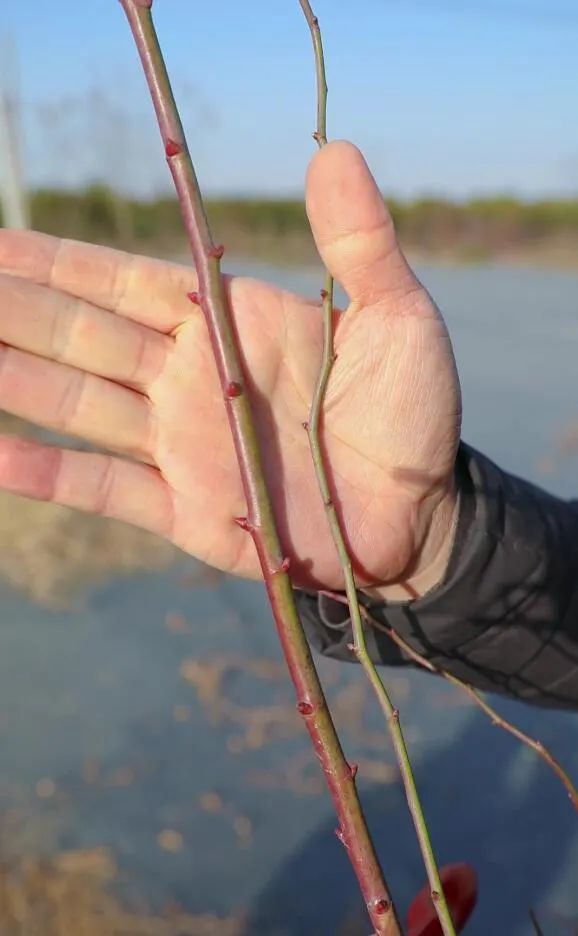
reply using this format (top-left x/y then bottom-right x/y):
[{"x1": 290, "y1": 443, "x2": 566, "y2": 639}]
[{"x1": 306, "y1": 140, "x2": 420, "y2": 308}]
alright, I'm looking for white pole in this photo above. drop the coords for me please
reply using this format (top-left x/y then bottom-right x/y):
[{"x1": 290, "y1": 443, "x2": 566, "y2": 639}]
[{"x1": 0, "y1": 39, "x2": 29, "y2": 229}]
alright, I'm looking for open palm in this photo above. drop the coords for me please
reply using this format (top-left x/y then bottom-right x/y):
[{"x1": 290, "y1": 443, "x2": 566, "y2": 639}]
[{"x1": 0, "y1": 143, "x2": 461, "y2": 592}]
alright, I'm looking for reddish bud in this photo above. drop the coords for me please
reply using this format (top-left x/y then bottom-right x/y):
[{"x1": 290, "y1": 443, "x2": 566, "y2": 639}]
[
  {"x1": 349, "y1": 762, "x2": 358, "y2": 780},
  {"x1": 165, "y1": 139, "x2": 182, "y2": 158},
  {"x1": 209, "y1": 244, "x2": 224, "y2": 259},
  {"x1": 296, "y1": 701, "x2": 314, "y2": 716},
  {"x1": 233, "y1": 517, "x2": 252, "y2": 532},
  {"x1": 187, "y1": 291, "x2": 200, "y2": 305},
  {"x1": 225, "y1": 381, "x2": 243, "y2": 399},
  {"x1": 374, "y1": 899, "x2": 391, "y2": 916},
  {"x1": 407, "y1": 863, "x2": 478, "y2": 936}
]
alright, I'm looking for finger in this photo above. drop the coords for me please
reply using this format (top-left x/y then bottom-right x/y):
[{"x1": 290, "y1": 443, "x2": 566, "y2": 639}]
[
  {"x1": 305, "y1": 140, "x2": 421, "y2": 308},
  {"x1": 0, "y1": 230, "x2": 196, "y2": 333},
  {"x1": 0, "y1": 345, "x2": 153, "y2": 463},
  {"x1": 0, "y1": 435, "x2": 172, "y2": 538},
  {"x1": 0, "y1": 273, "x2": 170, "y2": 392}
]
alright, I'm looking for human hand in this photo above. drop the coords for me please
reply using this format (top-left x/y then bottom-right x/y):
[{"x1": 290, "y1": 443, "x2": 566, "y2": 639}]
[{"x1": 0, "y1": 142, "x2": 461, "y2": 594}]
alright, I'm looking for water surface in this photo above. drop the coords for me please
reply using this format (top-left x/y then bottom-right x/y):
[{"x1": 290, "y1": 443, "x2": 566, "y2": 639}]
[{"x1": 1, "y1": 259, "x2": 577, "y2": 935}]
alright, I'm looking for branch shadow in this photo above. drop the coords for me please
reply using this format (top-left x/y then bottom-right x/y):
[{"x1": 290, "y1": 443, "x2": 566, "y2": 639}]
[{"x1": 247, "y1": 700, "x2": 578, "y2": 935}]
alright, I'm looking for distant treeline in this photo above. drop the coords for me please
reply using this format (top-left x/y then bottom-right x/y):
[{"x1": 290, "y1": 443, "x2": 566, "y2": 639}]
[{"x1": 5, "y1": 185, "x2": 578, "y2": 263}]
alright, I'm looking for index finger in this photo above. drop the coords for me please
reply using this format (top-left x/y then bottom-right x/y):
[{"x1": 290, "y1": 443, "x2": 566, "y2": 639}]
[{"x1": 0, "y1": 229, "x2": 197, "y2": 333}]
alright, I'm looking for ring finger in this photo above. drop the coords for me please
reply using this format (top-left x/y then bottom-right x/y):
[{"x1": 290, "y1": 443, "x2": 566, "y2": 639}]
[{"x1": 0, "y1": 344, "x2": 155, "y2": 464}]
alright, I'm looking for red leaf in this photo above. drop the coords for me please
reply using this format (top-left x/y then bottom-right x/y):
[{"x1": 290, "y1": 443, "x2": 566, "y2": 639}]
[{"x1": 407, "y1": 863, "x2": 478, "y2": 936}]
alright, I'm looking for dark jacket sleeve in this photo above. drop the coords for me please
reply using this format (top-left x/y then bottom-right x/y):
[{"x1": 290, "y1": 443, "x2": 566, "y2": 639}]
[{"x1": 297, "y1": 442, "x2": 578, "y2": 709}]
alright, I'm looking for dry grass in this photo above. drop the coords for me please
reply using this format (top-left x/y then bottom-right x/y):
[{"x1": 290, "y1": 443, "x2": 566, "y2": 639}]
[
  {"x1": 0, "y1": 414, "x2": 180, "y2": 606},
  {"x1": 0, "y1": 488, "x2": 179, "y2": 606},
  {"x1": 0, "y1": 848, "x2": 245, "y2": 936}
]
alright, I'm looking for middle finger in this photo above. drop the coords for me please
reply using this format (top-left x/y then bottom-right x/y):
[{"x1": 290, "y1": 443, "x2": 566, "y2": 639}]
[{"x1": 0, "y1": 344, "x2": 155, "y2": 464}]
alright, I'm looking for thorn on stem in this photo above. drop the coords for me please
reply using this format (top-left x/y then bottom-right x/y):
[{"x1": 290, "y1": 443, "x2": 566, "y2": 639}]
[
  {"x1": 274, "y1": 557, "x2": 291, "y2": 574},
  {"x1": 320, "y1": 288, "x2": 328, "y2": 300},
  {"x1": 187, "y1": 291, "x2": 200, "y2": 305},
  {"x1": 301, "y1": 421, "x2": 309, "y2": 431},
  {"x1": 349, "y1": 762, "x2": 358, "y2": 780},
  {"x1": 346, "y1": 643, "x2": 356, "y2": 653},
  {"x1": 335, "y1": 827, "x2": 346, "y2": 846},
  {"x1": 225, "y1": 381, "x2": 243, "y2": 399},
  {"x1": 165, "y1": 138, "x2": 182, "y2": 158},
  {"x1": 324, "y1": 498, "x2": 333, "y2": 508},
  {"x1": 373, "y1": 899, "x2": 390, "y2": 916},
  {"x1": 296, "y1": 701, "x2": 314, "y2": 716},
  {"x1": 233, "y1": 516, "x2": 253, "y2": 532},
  {"x1": 209, "y1": 244, "x2": 225, "y2": 259},
  {"x1": 431, "y1": 890, "x2": 441, "y2": 903},
  {"x1": 391, "y1": 708, "x2": 400, "y2": 722}
]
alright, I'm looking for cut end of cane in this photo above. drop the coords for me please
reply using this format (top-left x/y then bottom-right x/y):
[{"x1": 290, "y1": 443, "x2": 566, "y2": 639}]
[{"x1": 296, "y1": 701, "x2": 314, "y2": 717}]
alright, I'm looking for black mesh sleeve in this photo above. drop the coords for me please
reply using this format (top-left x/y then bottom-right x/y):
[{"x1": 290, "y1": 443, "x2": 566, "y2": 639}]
[{"x1": 298, "y1": 442, "x2": 578, "y2": 709}]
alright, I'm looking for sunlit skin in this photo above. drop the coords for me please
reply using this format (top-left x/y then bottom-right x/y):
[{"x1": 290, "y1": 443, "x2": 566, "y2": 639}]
[{"x1": 0, "y1": 142, "x2": 461, "y2": 595}]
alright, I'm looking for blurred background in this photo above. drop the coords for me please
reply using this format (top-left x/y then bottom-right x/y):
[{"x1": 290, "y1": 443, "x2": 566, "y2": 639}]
[{"x1": 0, "y1": 1, "x2": 578, "y2": 934}]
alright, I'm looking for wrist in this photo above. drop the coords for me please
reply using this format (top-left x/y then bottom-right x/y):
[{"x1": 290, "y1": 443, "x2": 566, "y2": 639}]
[{"x1": 363, "y1": 481, "x2": 461, "y2": 604}]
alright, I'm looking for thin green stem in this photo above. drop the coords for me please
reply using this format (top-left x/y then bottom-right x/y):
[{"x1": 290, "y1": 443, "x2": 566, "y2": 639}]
[
  {"x1": 529, "y1": 909, "x2": 545, "y2": 936},
  {"x1": 299, "y1": 4, "x2": 456, "y2": 935},
  {"x1": 118, "y1": 3, "x2": 399, "y2": 932},
  {"x1": 298, "y1": 0, "x2": 328, "y2": 144},
  {"x1": 353, "y1": 599, "x2": 578, "y2": 812}
]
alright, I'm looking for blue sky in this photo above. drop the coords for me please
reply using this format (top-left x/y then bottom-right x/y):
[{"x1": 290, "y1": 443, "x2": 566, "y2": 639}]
[{"x1": 2, "y1": 0, "x2": 578, "y2": 199}]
